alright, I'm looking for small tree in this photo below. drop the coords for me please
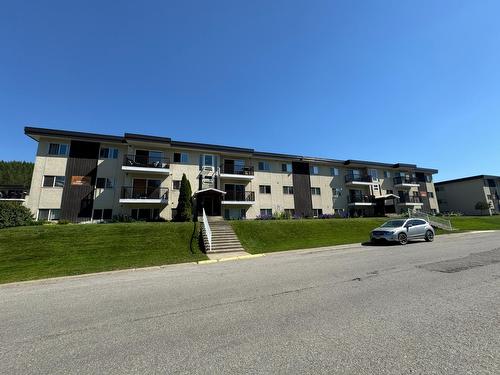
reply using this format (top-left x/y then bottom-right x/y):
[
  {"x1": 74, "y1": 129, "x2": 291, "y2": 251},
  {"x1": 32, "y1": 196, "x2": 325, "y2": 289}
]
[
  {"x1": 175, "y1": 174, "x2": 193, "y2": 221},
  {"x1": 0, "y1": 201, "x2": 35, "y2": 229},
  {"x1": 475, "y1": 201, "x2": 490, "y2": 216}
]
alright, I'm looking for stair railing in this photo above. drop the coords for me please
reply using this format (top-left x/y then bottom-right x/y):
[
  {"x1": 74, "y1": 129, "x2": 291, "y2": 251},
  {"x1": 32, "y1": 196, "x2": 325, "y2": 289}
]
[{"x1": 202, "y1": 208, "x2": 212, "y2": 252}]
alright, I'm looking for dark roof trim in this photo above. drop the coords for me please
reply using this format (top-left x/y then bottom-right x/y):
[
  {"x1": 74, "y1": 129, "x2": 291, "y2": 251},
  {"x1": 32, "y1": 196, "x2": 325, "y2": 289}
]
[
  {"x1": 415, "y1": 168, "x2": 439, "y2": 174},
  {"x1": 124, "y1": 133, "x2": 171, "y2": 144},
  {"x1": 171, "y1": 140, "x2": 253, "y2": 154},
  {"x1": 435, "y1": 175, "x2": 499, "y2": 185},
  {"x1": 25, "y1": 127, "x2": 123, "y2": 143},
  {"x1": 253, "y1": 151, "x2": 302, "y2": 160}
]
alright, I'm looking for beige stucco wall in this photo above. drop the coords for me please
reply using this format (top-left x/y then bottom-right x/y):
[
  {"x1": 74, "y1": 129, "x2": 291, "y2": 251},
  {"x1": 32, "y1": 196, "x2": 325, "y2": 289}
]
[{"x1": 436, "y1": 179, "x2": 487, "y2": 215}]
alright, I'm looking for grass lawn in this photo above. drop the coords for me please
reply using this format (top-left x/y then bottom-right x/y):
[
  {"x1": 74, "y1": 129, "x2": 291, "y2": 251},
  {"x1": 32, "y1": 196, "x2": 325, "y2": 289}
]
[
  {"x1": 231, "y1": 218, "x2": 388, "y2": 254},
  {"x1": 0, "y1": 222, "x2": 207, "y2": 284},
  {"x1": 231, "y1": 216, "x2": 500, "y2": 254}
]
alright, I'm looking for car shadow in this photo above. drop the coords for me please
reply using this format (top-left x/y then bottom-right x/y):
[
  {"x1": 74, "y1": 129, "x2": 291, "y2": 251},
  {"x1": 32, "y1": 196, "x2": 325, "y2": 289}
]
[{"x1": 361, "y1": 241, "x2": 419, "y2": 247}]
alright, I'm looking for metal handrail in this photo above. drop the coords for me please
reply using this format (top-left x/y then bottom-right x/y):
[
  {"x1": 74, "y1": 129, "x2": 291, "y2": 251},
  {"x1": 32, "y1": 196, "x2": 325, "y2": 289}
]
[
  {"x1": 123, "y1": 154, "x2": 170, "y2": 169},
  {"x1": 345, "y1": 174, "x2": 374, "y2": 183},
  {"x1": 400, "y1": 195, "x2": 422, "y2": 203},
  {"x1": 120, "y1": 186, "x2": 169, "y2": 200},
  {"x1": 202, "y1": 208, "x2": 212, "y2": 252},
  {"x1": 348, "y1": 195, "x2": 375, "y2": 203},
  {"x1": 393, "y1": 176, "x2": 418, "y2": 185},
  {"x1": 219, "y1": 164, "x2": 254, "y2": 176},
  {"x1": 223, "y1": 191, "x2": 255, "y2": 202},
  {"x1": 410, "y1": 209, "x2": 453, "y2": 231}
]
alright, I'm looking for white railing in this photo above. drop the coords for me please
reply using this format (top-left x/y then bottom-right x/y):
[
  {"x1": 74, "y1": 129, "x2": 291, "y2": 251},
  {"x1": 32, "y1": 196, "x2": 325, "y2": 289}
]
[
  {"x1": 202, "y1": 208, "x2": 212, "y2": 252},
  {"x1": 408, "y1": 209, "x2": 453, "y2": 231}
]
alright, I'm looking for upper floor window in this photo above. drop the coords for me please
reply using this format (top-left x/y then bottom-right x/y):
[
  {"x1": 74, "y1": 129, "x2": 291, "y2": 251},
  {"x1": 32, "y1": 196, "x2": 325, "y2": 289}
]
[
  {"x1": 173, "y1": 180, "x2": 181, "y2": 190},
  {"x1": 99, "y1": 147, "x2": 119, "y2": 159},
  {"x1": 311, "y1": 187, "x2": 321, "y2": 195},
  {"x1": 426, "y1": 175, "x2": 433, "y2": 183},
  {"x1": 259, "y1": 185, "x2": 271, "y2": 194},
  {"x1": 96, "y1": 178, "x2": 113, "y2": 189},
  {"x1": 386, "y1": 189, "x2": 394, "y2": 194},
  {"x1": 281, "y1": 163, "x2": 292, "y2": 173},
  {"x1": 202, "y1": 154, "x2": 214, "y2": 167},
  {"x1": 310, "y1": 166, "x2": 319, "y2": 175},
  {"x1": 486, "y1": 179, "x2": 496, "y2": 188},
  {"x1": 428, "y1": 192, "x2": 435, "y2": 198},
  {"x1": 330, "y1": 167, "x2": 339, "y2": 176},
  {"x1": 174, "y1": 152, "x2": 189, "y2": 163},
  {"x1": 258, "y1": 161, "x2": 271, "y2": 171},
  {"x1": 283, "y1": 186, "x2": 294, "y2": 194},
  {"x1": 332, "y1": 187, "x2": 342, "y2": 197},
  {"x1": 43, "y1": 175, "x2": 65, "y2": 187},
  {"x1": 383, "y1": 171, "x2": 391, "y2": 178},
  {"x1": 48, "y1": 143, "x2": 68, "y2": 156},
  {"x1": 368, "y1": 169, "x2": 378, "y2": 180}
]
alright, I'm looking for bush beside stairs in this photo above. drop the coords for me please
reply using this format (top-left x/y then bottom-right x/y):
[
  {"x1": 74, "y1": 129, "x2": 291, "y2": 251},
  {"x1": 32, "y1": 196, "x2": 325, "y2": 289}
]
[{"x1": 201, "y1": 217, "x2": 246, "y2": 254}]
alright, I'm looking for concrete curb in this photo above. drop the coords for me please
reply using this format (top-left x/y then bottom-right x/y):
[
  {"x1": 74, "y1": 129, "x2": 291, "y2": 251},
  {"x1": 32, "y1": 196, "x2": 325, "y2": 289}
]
[{"x1": 198, "y1": 254, "x2": 265, "y2": 264}]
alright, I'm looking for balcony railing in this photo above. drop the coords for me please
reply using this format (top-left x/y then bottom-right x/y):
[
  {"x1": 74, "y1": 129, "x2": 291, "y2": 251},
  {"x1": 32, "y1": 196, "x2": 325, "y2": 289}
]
[
  {"x1": 123, "y1": 154, "x2": 170, "y2": 169},
  {"x1": 223, "y1": 191, "x2": 255, "y2": 202},
  {"x1": 393, "y1": 176, "x2": 418, "y2": 185},
  {"x1": 399, "y1": 195, "x2": 422, "y2": 203},
  {"x1": 345, "y1": 174, "x2": 374, "y2": 183},
  {"x1": 220, "y1": 164, "x2": 254, "y2": 176},
  {"x1": 0, "y1": 187, "x2": 27, "y2": 200},
  {"x1": 120, "y1": 186, "x2": 169, "y2": 201},
  {"x1": 348, "y1": 195, "x2": 375, "y2": 204}
]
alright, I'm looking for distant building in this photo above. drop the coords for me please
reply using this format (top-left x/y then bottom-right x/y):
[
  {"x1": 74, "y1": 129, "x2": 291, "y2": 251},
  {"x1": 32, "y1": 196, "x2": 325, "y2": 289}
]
[{"x1": 435, "y1": 175, "x2": 500, "y2": 215}]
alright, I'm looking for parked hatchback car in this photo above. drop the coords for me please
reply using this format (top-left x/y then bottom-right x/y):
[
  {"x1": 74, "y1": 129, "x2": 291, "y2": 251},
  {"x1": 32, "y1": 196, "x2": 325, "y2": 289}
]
[{"x1": 370, "y1": 218, "x2": 435, "y2": 245}]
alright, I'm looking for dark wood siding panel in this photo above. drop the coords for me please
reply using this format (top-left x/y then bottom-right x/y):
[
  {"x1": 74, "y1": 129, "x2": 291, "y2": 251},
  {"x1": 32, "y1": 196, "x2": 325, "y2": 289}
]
[
  {"x1": 292, "y1": 161, "x2": 313, "y2": 217},
  {"x1": 60, "y1": 141, "x2": 100, "y2": 222}
]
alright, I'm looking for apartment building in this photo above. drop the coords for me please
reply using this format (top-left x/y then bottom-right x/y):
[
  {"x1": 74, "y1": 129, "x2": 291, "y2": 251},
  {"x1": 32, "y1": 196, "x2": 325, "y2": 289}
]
[
  {"x1": 435, "y1": 175, "x2": 500, "y2": 215},
  {"x1": 25, "y1": 127, "x2": 440, "y2": 222}
]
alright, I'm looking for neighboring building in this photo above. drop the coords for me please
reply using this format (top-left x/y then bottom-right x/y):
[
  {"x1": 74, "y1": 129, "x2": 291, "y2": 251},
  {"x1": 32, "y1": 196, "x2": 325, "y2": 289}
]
[
  {"x1": 435, "y1": 175, "x2": 500, "y2": 216},
  {"x1": 25, "y1": 127, "x2": 440, "y2": 222}
]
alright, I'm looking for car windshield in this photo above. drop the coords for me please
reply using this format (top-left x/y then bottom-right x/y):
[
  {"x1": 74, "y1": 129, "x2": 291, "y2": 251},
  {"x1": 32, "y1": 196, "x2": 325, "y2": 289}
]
[{"x1": 380, "y1": 220, "x2": 406, "y2": 228}]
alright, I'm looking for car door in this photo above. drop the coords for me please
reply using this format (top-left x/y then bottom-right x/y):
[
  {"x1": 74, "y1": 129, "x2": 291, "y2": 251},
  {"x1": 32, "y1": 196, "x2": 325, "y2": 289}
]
[
  {"x1": 406, "y1": 220, "x2": 421, "y2": 239},
  {"x1": 413, "y1": 219, "x2": 428, "y2": 238}
]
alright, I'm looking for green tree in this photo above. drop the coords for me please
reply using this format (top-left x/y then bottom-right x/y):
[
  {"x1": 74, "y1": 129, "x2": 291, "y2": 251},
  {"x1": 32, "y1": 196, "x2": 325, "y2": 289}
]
[
  {"x1": 175, "y1": 174, "x2": 193, "y2": 221},
  {"x1": 0, "y1": 161, "x2": 34, "y2": 188},
  {"x1": 475, "y1": 201, "x2": 490, "y2": 216}
]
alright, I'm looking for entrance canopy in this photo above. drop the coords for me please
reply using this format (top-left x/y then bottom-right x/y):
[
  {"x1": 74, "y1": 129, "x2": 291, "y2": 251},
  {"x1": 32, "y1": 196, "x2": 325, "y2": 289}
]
[{"x1": 193, "y1": 188, "x2": 226, "y2": 196}]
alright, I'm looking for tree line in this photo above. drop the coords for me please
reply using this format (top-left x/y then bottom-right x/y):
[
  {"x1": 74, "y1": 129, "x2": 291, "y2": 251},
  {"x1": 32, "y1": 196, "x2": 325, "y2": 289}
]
[{"x1": 0, "y1": 161, "x2": 34, "y2": 188}]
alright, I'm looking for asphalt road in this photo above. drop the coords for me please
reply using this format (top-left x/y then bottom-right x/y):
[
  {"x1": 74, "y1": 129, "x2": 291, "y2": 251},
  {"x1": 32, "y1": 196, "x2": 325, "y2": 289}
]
[{"x1": 1, "y1": 232, "x2": 499, "y2": 374}]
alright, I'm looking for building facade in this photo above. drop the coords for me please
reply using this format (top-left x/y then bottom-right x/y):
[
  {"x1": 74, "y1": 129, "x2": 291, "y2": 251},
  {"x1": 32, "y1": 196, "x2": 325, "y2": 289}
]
[
  {"x1": 435, "y1": 175, "x2": 500, "y2": 216},
  {"x1": 25, "y1": 127, "x2": 440, "y2": 222}
]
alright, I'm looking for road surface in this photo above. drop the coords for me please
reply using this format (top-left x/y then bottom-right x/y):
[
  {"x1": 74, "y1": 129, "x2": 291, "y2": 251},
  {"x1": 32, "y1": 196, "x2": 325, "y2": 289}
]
[{"x1": 1, "y1": 231, "x2": 499, "y2": 374}]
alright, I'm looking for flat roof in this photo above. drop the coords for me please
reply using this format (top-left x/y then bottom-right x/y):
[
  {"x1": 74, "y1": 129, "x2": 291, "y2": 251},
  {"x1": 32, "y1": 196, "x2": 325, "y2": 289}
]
[
  {"x1": 24, "y1": 126, "x2": 438, "y2": 173},
  {"x1": 435, "y1": 175, "x2": 499, "y2": 185}
]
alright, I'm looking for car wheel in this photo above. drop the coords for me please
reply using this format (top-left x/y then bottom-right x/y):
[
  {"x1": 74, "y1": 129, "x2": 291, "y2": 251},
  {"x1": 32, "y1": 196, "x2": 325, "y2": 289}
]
[
  {"x1": 398, "y1": 233, "x2": 408, "y2": 245},
  {"x1": 425, "y1": 230, "x2": 434, "y2": 242}
]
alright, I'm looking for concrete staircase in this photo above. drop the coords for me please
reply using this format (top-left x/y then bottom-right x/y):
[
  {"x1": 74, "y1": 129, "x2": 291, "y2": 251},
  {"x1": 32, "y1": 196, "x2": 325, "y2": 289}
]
[{"x1": 202, "y1": 216, "x2": 246, "y2": 253}]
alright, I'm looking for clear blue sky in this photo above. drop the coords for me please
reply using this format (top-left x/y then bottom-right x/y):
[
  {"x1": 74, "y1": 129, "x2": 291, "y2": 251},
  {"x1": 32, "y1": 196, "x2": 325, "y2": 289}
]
[{"x1": 1, "y1": 1, "x2": 499, "y2": 181}]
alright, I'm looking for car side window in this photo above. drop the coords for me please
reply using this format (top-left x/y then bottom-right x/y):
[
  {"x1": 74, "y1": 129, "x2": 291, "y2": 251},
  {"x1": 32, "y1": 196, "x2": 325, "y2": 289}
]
[{"x1": 411, "y1": 219, "x2": 426, "y2": 226}]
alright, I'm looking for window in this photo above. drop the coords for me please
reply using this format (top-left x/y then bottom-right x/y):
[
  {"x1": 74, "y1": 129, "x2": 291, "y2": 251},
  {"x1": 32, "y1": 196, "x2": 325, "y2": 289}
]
[
  {"x1": 386, "y1": 189, "x2": 394, "y2": 194},
  {"x1": 310, "y1": 166, "x2": 319, "y2": 175},
  {"x1": 203, "y1": 154, "x2": 214, "y2": 166},
  {"x1": 368, "y1": 169, "x2": 378, "y2": 180},
  {"x1": 38, "y1": 209, "x2": 60, "y2": 221},
  {"x1": 332, "y1": 188, "x2": 341, "y2": 197},
  {"x1": 131, "y1": 208, "x2": 160, "y2": 221},
  {"x1": 259, "y1": 185, "x2": 271, "y2": 194},
  {"x1": 258, "y1": 161, "x2": 271, "y2": 171},
  {"x1": 486, "y1": 179, "x2": 496, "y2": 188},
  {"x1": 312, "y1": 209, "x2": 323, "y2": 217},
  {"x1": 173, "y1": 180, "x2": 181, "y2": 190},
  {"x1": 311, "y1": 187, "x2": 321, "y2": 195},
  {"x1": 174, "y1": 152, "x2": 189, "y2": 163},
  {"x1": 99, "y1": 147, "x2": 119, "y2": 159},
  {"x1": 373, "y1": 184, "x2": 380, "y2": 191},
  {"x1": 281, "y1": 163, "x2": 292, "y2": 173},
  {"x1": 260, "y1": 208, "x2": 272, "y2": 217},
  {"x1": 330, "y1": 167, "x2": 339, "y2": 176},
  {"x1": 43, "y1": 176, "x2": 65, "y2": 187},
  {"x1": 93, "y1": 209, "x2": 113, "y2": 220},
  {"x1": 283, "y1": 186, "x2": 294, "y2": 194},
  {"x1": 426, "y1": 175, "x2": 433, "y2": 183},
  {"x1": 428, "y1": 192, "x2": 434, "y2": 198},
  {"x1": 48, "y1": 143, "x2": 68, "y2": 156},
  {"x1": 383, "y1": 171, "x2": 391, "y2": 178},
  {"x1": 96, "y1": 178, "x2": 113, "y2": 189}
]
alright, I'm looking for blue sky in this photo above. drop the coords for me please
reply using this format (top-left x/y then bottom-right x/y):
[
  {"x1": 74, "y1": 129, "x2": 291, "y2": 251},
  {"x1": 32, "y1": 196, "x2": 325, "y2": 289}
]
[{"x1": 1, "y1": 0, "x2": 499, "y2": 181}]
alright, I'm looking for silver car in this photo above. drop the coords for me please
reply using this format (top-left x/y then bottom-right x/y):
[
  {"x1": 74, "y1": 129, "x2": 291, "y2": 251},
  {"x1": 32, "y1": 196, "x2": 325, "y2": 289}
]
[{"x1": 370, "y1": 218, "x2": 435, "y2": 245}]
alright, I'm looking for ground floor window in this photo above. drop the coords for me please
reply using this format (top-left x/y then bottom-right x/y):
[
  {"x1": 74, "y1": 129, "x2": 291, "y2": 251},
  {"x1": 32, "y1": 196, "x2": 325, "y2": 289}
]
[
  {"x1": 131, "y1": 208, "x2": 160, "y2": 221},
  {"x1": 260, "y1": 208, "x2": 272, "y2": 217},
  {"x1": 284, "y1": 209, "x2": 295, "y2": 217},
  {"x1": 38, "y1": 209, "x2": 61, "y2": 221},
  {"x1": 93, "y1": 209, "x2": 113, "y2": 221},
  {"x1": 224, "y1": 208, "x2": 246, "y2": 220},
  {"x1": 312, "y1": 209, "x2": 323, "y2": 217}
]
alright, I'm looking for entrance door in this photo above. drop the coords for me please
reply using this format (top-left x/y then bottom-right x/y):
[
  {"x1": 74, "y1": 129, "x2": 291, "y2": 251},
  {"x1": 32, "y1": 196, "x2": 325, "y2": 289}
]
[
  {"x1": 133, "y1": 179, "x2": 147, "y2": 198},
  {"x1": 196, "y1": 191, "x2": 222, "y2": 216}
]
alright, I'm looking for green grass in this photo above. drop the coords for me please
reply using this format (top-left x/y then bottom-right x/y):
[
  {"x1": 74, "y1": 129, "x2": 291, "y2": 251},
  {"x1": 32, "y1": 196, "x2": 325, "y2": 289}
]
[
  {"x1": 0, "y1": 222, "x2": 207, "y2": 284},
  {"x1": 231, "y1": 218, "x2": 388, "y2": 254},
  {"x1": 448, "y1": 216, "x2": 500, "y2": 231},
  {"x1": 232, "y1": 216, "x2": 500, "y2": 254}
]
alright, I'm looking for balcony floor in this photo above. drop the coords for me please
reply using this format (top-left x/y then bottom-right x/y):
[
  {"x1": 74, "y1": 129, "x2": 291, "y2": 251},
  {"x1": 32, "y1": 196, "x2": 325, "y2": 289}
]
[{"x1": 121, "y1": 166, "x2": 170, "y2": 174}]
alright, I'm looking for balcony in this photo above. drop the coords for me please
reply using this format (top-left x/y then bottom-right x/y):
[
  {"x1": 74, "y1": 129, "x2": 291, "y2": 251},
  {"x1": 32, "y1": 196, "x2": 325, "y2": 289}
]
[
  {"x1": 122, "y1": 155, "x2": 170, "y2": 174},
  {"x1": 347, "y1": 195, "x2": 376, "y2": 206},
  {"x1": 219, "y1": 164, "x2": 255, "y2": 181},
  {"x1": 0, "y1": 186, "x2": 28, "y2": 201},
  {"x1": 119, "y1": 186, "x2": 169, "y2": 204},
  {"x1": 393, "y1": 176, "x2": 420, "y2": 188},
  {"x1": 345, "y1": 174, "x2": 375, "y2": 186},
  {"x1": 397, "y1": 195, "x2": 423, "y2": 205},
  {"x1": 221, "y1": 191, "x2": 255, "y2": 205}
]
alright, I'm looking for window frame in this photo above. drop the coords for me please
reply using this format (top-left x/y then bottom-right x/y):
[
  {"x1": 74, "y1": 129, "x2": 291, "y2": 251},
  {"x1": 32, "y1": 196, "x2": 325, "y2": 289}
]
[
  {"x1": 259, "y1": 185, "x2": 271, "y2": 194},
  {"x1": 43, "y1": 175, "x2": 65, "y2": 188},
  {"x1": 330, "y1": 167, "x2": 339, "y2": 176},
  {"x1": 281, "y1": 163, "x2": 292, "y2": 173},
  {"x1": 283, "y1": 186, "x2": 294, "y2": 195},
  {"x1": 258, "y1": 161, "x2": 271, "y2": 171},
  {"x1": 311, "y1": 187, "x2": 321, "y2": 195},
  {"x1": 48, "y1": 143, "x2": 69, "y2": 156}
]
